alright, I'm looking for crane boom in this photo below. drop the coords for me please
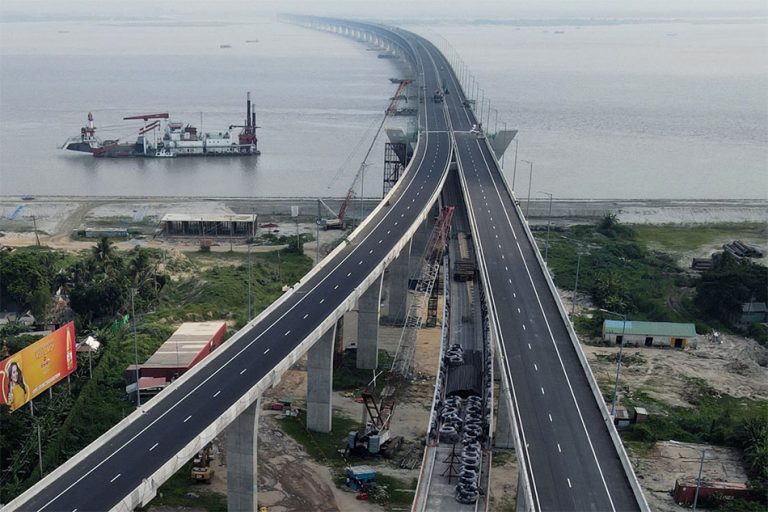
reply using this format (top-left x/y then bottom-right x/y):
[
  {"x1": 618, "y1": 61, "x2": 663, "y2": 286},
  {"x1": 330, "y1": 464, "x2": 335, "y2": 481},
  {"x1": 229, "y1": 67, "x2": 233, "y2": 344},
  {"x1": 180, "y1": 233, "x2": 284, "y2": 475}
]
[{"x1": 123, "y1": 113, "x2": 170, "y2": 121}]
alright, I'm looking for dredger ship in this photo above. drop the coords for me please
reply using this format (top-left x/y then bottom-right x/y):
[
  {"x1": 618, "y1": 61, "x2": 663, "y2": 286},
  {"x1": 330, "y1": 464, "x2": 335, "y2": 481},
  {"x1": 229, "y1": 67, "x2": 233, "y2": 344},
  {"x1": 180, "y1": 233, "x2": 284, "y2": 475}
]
[{"x1": 62, "y1": 93, "x2": 259, "y2": 158}]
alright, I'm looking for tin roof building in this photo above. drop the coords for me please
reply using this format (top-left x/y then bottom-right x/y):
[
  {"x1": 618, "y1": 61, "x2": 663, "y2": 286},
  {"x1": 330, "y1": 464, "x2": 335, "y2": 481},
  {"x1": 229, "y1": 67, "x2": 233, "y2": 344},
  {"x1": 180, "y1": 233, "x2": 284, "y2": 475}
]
[{"x1": 602, "y1": 320, "x2": 697, "y2": 348}]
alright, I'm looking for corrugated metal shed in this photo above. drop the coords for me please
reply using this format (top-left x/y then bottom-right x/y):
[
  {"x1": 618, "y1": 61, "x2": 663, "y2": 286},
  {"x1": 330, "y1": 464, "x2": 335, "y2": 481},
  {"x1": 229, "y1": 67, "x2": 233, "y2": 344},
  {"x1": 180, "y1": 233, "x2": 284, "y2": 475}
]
[
  {"x1": 141, "y1": 321, "x2": 226, "y2": 370},
  {"x1": 603, "y1": 320, "x2": 696, "y2": 338}
]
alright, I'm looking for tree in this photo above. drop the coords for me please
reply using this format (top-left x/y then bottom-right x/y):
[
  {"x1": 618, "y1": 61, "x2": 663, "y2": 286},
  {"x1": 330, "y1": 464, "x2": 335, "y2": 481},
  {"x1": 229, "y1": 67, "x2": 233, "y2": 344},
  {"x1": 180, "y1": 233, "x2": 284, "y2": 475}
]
[
  {"x1": 91, "y1": 238, "x2": 116, "y2": 267},
  {"x1": 695, "y1": 252, "x2": 768, "y2": 326}
]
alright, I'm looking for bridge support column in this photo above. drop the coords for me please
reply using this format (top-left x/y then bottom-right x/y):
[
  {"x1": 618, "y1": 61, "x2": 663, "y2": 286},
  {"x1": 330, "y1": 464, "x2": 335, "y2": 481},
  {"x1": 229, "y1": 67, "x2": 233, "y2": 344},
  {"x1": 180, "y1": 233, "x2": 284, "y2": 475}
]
[
  {"x1": 226, "y1": 398, "x2": 261, "y2": 512},
  {"x1": 307, "y1": 323, "x2": 336, "y2": 433},
  {"x1": 385, "y1": 241, "x2": 411, "y2": 324},
  {"x1": 357, "y1": 274, "x2": 383, "y2": 369}
]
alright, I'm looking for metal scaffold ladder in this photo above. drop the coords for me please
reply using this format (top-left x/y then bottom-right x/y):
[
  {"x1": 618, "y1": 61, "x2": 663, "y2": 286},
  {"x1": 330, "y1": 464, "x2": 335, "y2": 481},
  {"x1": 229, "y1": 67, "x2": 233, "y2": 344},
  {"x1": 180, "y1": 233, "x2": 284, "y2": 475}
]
[{"x1": 390, "y1": 206, "x2": 455, "y2": 379}]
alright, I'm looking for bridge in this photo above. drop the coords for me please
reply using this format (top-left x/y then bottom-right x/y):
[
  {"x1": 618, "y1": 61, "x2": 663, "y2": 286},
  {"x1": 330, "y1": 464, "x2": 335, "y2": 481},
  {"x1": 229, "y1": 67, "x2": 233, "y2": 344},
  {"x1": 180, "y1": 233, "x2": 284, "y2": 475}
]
[{"x1": 4, "y1": 17, "x2": 648, "y2": 512}]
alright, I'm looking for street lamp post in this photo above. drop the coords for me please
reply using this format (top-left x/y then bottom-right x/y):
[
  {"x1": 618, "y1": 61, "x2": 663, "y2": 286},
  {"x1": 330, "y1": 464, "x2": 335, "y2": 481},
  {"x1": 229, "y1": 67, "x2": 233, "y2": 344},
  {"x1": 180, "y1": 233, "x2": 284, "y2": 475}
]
[
  {"x1": 131, "y1": 288, "x2": 141, "y2": 408},
  {"x1": 511, "y1": 137, "x2": 518, "y2": 189},
  {"x1": 669, "y1": 441, "x2": 709, "y2": 511},
  {"x1": 539, "y1": 191, "x2": 553, "y2": 263},
  {"x1": 520, "y1": 159, "x2": 534, "y2": 217},
  {"x1": 600, "y1": 308, "x2": 627, "y2": 417},
  {"x1": 572, "y1": 251, "x2": 582, "y2": 316}
]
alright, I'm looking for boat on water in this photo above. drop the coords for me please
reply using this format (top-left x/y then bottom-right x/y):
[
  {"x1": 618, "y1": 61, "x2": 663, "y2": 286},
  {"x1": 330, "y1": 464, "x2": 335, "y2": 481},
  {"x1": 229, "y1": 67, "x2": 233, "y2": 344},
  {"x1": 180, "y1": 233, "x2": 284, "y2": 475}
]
[{"x1": 62, "y1": 93, "x2": 260, "y2": 158}]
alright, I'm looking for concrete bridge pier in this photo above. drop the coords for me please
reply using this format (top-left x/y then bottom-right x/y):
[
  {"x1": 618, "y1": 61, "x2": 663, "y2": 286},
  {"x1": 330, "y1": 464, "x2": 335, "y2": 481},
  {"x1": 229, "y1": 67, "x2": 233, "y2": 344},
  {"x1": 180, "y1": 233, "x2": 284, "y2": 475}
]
[
  {"x1": 226, "y1": 398, "x2": 261, "y2": 512},
  {"x1": 385, "y1": 241, "x2": 411, "y2": 324},
  {"x1": 307, "y1": 323, "x2": 337, "y2": 433},
  {"x1": 356, "y1": 274, "x2": 384, "y2": 369}
]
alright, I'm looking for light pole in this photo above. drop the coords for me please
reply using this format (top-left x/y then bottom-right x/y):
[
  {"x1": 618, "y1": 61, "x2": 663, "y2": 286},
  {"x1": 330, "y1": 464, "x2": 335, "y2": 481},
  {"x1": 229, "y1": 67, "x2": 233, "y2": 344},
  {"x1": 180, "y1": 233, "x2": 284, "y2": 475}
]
[
  {"x1": 247, "y1": 241, "x2": 253, "y2": 321},
  {"x1": 539, "y1": 191, "x2": 553, "y2": 263},
  {"x1": 131, "y1": 288, "x2": 141, "y2": 408},
  {"x1": 669, "y1": 441, "x2": 709, "y2": 511},
  {"x1": 520, "y1": 159, "x2": 534, "y2": 217},
  {"x1": 599, "y1": 308, "x2": 627, "y2": 417},
  {"x1": 511, "y1": 136, "x2": 518, "y2": 189},
  {"x1": 572, "y1": 251, "x2": 582, "y2": 316}
]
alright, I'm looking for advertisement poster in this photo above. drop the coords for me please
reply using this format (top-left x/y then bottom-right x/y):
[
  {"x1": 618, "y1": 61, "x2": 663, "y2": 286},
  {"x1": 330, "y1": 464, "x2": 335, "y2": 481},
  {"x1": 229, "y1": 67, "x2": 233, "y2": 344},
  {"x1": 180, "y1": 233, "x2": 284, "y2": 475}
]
[{"x1": 0, "y1": 322, "x2": 77, "y2": 412}]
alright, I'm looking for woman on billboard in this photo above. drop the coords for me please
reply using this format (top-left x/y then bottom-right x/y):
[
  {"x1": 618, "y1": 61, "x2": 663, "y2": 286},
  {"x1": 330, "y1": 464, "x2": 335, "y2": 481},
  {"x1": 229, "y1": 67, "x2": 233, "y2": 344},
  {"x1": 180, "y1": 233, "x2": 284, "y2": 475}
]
[{"x1": 5, "y1": 360, "x2": 28, "y2": 411}]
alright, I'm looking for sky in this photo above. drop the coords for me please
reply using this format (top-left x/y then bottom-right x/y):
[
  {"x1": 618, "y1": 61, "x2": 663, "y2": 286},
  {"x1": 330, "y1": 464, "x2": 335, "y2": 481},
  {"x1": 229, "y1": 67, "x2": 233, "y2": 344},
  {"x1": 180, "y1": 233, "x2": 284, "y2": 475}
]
[{"x1": 2, "y1": 0, "x2": 767, "y2": 22}]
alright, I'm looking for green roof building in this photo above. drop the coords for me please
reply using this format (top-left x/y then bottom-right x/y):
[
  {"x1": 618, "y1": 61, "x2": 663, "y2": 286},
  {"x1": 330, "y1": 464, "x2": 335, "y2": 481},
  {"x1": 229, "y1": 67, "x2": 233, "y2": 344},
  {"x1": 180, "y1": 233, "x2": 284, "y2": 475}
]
[{"x1": 602, "y1": 320, "x2": 697, "y2": 348}]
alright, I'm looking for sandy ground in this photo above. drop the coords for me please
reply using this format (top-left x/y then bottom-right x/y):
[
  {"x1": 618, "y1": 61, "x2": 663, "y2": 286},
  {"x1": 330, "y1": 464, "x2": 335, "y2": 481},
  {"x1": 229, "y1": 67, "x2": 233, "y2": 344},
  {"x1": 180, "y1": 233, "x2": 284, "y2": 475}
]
[{"x1": 582, "y1": 332, "x2": 767, "y2": 508}]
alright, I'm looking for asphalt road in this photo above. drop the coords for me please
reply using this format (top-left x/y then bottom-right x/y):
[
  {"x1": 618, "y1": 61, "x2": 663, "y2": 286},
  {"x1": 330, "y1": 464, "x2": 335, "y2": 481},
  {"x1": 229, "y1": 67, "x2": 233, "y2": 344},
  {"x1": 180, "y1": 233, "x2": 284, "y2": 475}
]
[
  {"x1": 420, "y1": 39, "x2": 641, "y2": 511},
  {"x1": 10, "y1": 26, "x2": 452, "y2": 512}
]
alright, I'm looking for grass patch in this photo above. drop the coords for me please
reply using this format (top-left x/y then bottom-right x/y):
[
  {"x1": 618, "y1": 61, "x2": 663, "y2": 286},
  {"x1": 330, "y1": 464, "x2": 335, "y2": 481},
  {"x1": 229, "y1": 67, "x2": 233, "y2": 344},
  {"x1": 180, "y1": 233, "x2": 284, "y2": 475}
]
[
  {"x1": 621, "y1": 380, "x2": 768, "y2": 448},
  {"x1": 633, "y1": 222, "x2": 766, "y2": 254},
  {"x1": 278, "y1": 411, "x2": 360, "y2": 470},
  {"x1": 491, "y1": 448, "x2": 516, "y2": 467},
  {"x1": 333, "y1": 349, "x2": 394, "y2": 392}
]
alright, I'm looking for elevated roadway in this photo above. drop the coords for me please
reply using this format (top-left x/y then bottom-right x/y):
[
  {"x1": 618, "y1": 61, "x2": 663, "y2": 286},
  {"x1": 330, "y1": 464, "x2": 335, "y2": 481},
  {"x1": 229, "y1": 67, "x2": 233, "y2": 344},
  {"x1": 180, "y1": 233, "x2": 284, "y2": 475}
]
[
  {"x1": 5, "y1": 22, "x2": 452, "y2": 512},
  {"x1": 5, "y1": 19, "x2": 648, "y2": 512},
  {"x1": 418, "y1": 38, "x2": 647, "y2": 510}
]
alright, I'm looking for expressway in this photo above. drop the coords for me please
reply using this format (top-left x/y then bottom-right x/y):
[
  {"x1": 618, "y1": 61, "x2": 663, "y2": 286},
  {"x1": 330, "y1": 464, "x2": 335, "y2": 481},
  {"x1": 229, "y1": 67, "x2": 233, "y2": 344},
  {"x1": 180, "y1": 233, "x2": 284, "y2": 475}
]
[
  {"x1": 417, "y1": 38, "x2": 642, "y2": 510},
  {"x1": 6, "y1": 24, "x2": 452, "y2": 512},
  {"x1": 6, "y1": 20, "x2": 645, "y2": 512}
]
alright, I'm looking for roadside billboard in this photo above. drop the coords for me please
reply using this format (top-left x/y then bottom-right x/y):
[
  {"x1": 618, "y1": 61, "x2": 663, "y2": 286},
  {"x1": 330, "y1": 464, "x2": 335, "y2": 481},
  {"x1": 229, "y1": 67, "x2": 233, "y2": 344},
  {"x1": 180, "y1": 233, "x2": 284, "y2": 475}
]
[{"x1": 0, "y1": 322, "x2": 77, "y2": 412}]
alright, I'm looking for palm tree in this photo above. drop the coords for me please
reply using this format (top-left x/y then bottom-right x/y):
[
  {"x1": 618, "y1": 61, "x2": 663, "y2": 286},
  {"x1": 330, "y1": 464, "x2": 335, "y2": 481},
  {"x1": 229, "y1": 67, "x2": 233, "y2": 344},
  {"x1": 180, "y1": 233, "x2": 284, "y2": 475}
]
[{"x1": 91, "y1": 237, "x2": 115, "y2": 264}]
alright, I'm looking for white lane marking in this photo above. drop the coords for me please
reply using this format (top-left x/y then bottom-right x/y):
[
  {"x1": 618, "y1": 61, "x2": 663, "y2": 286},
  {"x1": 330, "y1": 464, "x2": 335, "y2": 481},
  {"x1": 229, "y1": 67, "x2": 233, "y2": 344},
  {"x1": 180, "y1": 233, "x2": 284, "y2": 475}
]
[
  {"x1": 378, "y1": 240, "x2": 383, "y2": 244},
  {"x1": 184, "y1": 415, "x2": 192, "y2": 423},
  {"x1": 303, "y1": 313, "x2": 309, "y2": 319},
  {"x1": 528, "y1": 343, "x2": 532, "y2": 350},
  {"x1": 347, "y1": 272, "x2": 352, "y2": 277},
  {"x1": 541, "y1": 387, "x2": 545, "y2": 395},
  {"x1": 534, "y1": 363, "x2": 538, "y2": 371},
  {"x1": 549, "y1": 413, "x2": 553, "y2": 422},
  {"x1": 386, "y1": 230, "x2": 391, "y2": 235},
  {"x1": 240, "y1": 368, "x2": 247, "y2": 375},
  {"x1": 522, "y1": 324, "x2": 526, "y2": 330},
  {"x1": 358, "y1": 260, "x2": 363, "y2": 265},
  {"x1": 513, "y1": 292, "x2": 517, "y2": 298},
  {"x1": 320, "y1": 298, "x2": 325, "y2": 304},
  {"x1": 508, "y1": 279, "x2": 512, "y2": 284},
  {"x1": 284, "y1": 330, "x2": 291, "y2": 336},
  {"x1": 334, "y1": 284, "x2": 339, "y2": 290},
  {"x1": 567, "y1": 478, "x2": 572, "y2": 488},
  {"x1": 517, "y1": 308, "x2": 521, "y2": 313},
  {"x1": 505, "y1": 266, "x2": 508, "y2": 271},
  {"x1": 394, "y1": 221, "x2": 398, "y2": 226},
  {"x1": 110, "y1": 474, "x2": 121, "y2": 483},
  {"x1": 558, "y1": 443, "x2": 562, "y2": 453},
  {"x1": 213, "y1": 390, "x2": 221, "y2": 398},
  {"x1": 149, "y1": 443, "x2": 158, "y2": 452},
  {"x1": 263, "y1": 348, "x2": 270, "y2": 355}
]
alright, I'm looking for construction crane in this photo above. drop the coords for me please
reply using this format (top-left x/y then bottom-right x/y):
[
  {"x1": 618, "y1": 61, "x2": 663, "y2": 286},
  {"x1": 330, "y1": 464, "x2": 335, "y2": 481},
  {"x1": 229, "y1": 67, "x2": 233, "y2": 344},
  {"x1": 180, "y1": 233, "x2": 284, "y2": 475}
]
[
  {"x1": 322, "y1": 81, "x2": 412, "y2": 230},
  {"x1": 349, "y1": 207, "x2": 455, "y2": 455},
  {"x1": 386, "y1": 80, "x2": 412, "y2": 115}
]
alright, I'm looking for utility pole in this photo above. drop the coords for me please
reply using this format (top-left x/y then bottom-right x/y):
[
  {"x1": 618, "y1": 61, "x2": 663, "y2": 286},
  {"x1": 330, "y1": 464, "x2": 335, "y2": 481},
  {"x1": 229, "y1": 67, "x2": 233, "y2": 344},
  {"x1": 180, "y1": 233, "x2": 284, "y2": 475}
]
[
  {"x1": 131, "y1": 288, "x2": 141, "y2": 408},
  {"x1": 520, "y1": 160, "x2": 534, "y2": 217},
  {"x1": 540, "y1": 191, "x2": 553, "y2": 263}
]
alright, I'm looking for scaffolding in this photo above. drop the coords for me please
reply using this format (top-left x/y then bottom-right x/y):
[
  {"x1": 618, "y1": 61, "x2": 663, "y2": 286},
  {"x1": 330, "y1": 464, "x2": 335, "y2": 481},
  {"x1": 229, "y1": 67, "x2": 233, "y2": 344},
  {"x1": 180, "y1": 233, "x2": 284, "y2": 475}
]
[{"x1": 383, "y1": 142, "x2": 410, "y2": 196}]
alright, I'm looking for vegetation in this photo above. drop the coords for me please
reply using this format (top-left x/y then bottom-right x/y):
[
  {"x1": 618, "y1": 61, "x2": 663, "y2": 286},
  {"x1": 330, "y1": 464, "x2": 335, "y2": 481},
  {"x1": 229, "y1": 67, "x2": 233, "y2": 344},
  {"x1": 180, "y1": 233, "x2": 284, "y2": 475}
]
[
  {"x1": 621, "y1": 379, "x2": 768, "y2": 493},
  {"x1": 544, "y1": 216, "x2": 689, "y2": 321},
  {"x1": 0, "y1": 240, "x2": 312, "y2": 502},
  {"x1": 544, "y1": 216, "x2": 767, "y2": 344},
  {"x1": 694, "y1": 251, "x2": 767, "y2": 328}
]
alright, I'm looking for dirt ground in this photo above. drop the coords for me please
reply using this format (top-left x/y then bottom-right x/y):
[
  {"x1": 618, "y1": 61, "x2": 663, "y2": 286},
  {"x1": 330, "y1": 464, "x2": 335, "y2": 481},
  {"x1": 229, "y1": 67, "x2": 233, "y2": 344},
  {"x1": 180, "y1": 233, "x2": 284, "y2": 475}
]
[{"x1": 583, "y1": 332, "x2": 768, "y2": 509}]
